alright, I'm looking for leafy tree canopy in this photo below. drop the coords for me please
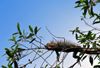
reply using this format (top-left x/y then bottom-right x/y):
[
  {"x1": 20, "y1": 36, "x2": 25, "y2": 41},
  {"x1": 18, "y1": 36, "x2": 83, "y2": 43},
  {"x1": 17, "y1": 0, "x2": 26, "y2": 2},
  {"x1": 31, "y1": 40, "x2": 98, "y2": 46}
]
[{"x1": 2, "y1": 0, "x2": 100, "y2": 68}]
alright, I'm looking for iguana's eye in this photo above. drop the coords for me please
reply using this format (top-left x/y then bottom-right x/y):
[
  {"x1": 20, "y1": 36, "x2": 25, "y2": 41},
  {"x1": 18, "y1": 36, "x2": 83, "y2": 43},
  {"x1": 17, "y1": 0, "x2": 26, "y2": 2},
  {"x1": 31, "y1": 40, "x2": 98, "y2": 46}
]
[{"x1": 49, "y1": 45, "x2": 54, "y2": 47}]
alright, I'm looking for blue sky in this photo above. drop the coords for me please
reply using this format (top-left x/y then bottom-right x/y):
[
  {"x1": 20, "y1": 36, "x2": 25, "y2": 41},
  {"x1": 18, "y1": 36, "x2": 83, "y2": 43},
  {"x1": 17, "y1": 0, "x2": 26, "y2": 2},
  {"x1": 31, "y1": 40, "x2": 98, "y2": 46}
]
[{"x1": 0, "y1": 0, "x2": 100, "y2": 68}]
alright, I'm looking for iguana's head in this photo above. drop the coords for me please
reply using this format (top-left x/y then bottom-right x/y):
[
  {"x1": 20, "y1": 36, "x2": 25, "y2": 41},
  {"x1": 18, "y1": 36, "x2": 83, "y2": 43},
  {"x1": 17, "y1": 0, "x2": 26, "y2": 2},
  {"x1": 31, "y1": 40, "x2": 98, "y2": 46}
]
[{"x1": 45, "y1": 43, "x2": 57, "y2": 49}]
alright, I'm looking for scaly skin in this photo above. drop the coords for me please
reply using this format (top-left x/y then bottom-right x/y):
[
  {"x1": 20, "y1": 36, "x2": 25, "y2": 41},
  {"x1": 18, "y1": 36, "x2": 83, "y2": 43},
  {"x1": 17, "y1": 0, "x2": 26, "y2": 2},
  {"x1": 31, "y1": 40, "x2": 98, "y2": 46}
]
[
  {"x1": 45, "y1": 42, "x2": 81, "y2": 63},
  {"x1": 45, "y1": 41, "x2": 100, "y2": 67}
]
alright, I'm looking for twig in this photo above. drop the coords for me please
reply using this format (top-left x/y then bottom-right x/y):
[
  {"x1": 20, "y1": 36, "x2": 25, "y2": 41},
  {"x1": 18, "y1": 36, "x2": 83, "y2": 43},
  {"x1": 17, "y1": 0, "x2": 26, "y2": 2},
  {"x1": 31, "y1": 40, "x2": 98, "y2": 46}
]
[
  {"x1": 41, "y1": 51, "x2": 54, "y2": 67},
  {"x1": 82, "y1": 18, "x2": 100, "y2": 31},
  {"x1": 46, "y1": 26, "x2": 65, "y2": 43},
  {"x1": 25, "y1": 40, "x2": 39, "y2": 48},
  {"x1": 51, "y1": 50, "x2": 63, "y2": 67},
  {"x1": 35, "y1": 40, "x2": 46, "y2": 46},
  {"x1": 35, "y1": 35, "x2": 42, "y2": 47},
  {"x1": 20, "y1": 50, "x2": 49, "y2": 68}
]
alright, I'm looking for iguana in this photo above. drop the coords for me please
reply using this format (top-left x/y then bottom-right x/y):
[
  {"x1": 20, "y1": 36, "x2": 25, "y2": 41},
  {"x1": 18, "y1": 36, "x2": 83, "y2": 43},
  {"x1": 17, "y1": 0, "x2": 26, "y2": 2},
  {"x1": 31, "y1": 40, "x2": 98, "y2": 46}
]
[{"x1": 45, "y1": 41, "x2": 100, "y2": 68}]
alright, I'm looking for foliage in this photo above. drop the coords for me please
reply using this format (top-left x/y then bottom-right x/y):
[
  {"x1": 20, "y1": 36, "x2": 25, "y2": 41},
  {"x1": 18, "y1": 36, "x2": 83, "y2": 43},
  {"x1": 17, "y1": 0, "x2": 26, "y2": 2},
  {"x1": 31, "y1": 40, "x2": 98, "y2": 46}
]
[
  {"x1": 2, "y1": 23, "x2": 41, "y2": 68},
  {"x1": 70, "y1": 0, "x2": 100, "y2": 68},
  {"x1": 2, "y1": 0, "x2": 100, "y2": 68},
  {"x1": 75, "y1": 0, "x2": 100, "y2": 24}
]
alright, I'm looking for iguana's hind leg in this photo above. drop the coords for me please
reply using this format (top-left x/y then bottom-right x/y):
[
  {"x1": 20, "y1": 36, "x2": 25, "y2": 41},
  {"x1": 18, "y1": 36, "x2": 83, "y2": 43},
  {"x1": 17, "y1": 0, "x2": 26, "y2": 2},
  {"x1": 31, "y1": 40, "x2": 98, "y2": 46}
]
[
  {"x1": 73, "y1": 52, "x2": 81, "y2": 63},
  {"x1": 70, "y1": 52, "x2": 81, "y2": 68}
]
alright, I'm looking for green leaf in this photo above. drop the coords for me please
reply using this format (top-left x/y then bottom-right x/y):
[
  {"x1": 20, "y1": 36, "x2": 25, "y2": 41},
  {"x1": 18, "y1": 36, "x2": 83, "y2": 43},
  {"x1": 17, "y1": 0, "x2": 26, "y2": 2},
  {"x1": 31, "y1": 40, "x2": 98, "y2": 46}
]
[
  {"x1": 75, "y1": 1, "x2": 81, "y2": 4},
  {"x1": 5, "y1": 48, "x2": 10, "y2": 51},
  {"x1": 88, "y1": 9, "x2": 91, "y2": 16},
  {"x1": 91, "y1": 6, "x2": 94, "y2": 16},
  {"x1": 57, "y1": 66, "x2": 60, "y2": 68},
  {"x1": 6, "y1": 51, "x2": 13, "y2": 58},
  {"x1": 10, "y1": 45, "x2": 15, "y2": 49},
  {"x1": 45, "y1": 64, "x2": 48, "y2": 68},
  {"x1": 93, "y1": 21, "x2": 100, "y2": 24},
  {"x1": 69, "y1": 30, "x2": 73, "y2": 32},
  {"x1": 83, "y1": 44, "x2": 86, "y2": 48},
  {"x1": 29, "y1": 25, "x2": 33, "y2": 33},
  {"x1": 93, "y1": 65, "x2": 100, "y2": 68},
  {"x1": 13, "y1": 36, "x2": 17, "y2": 44},
  {"x1": 23, "y1": 29, "x2": 25, "y2": 35},
  {"x1": 14, "y1": 44, "x2": 19, "y2": 53},
  {"x1": 86, "y1": 0, "x2": 89, "y2": 5},
  {"x1": 91, "y1": 34, "x2": 96, "y2": 40},
  {"x1": 81, "y1": 55, "x2": 87, "y2": 61},
  {"x1": 34, "y1": 26, "x2": 37, "y2": 34},
  {"x1": 79, "y1": 52, "x2": 83, "y2": 56},
  {"x1": 16, "y1": 39, "x2": 21, "y2": 42},
  {"x1": 80, "y1": 38, "x2": 86, "y2": 43},
  {"x1": 98, "y1": 62, "x2": 100, "y2": 64},
  {"x1": 76, "y1": 27, "x2": 79, "y2": 32},
  {"x1": 69, "y1": 30, "x2": 75, "y2": 34},
  {"x1": 74, "y1": 4, "x2": 86, "y2": 8},
  {"x1": 6, "y1": 57, "x2": 10, "y2": 61},
  {"x1": 17, "y1": 22, "x2": 20, "y2": 31},
  {"x1": 76, "y1": 33, "x2": 78, "y2": 40},
  {"x1": 17, "y1": 23, "x2": 22, "y2": 35},
  {"x1": 86, "y1": 31, "x2": 92, "y2": 38},
  {"x1": 24, "y1": 36, "x2": 27, "y2": 39},
  {"x1": 90, "y1": 0, "x2": 92, "y2": 3},
  {"x1": 8, "y1": 59, "x2": 12, "y2": 66},
  {"x1": 34, "y1": 26, "x2": 41, "y2": 34},
  {"x1": 80, "y1": 0, "x2": 83, "y2": 3},
  {"x1": 19, "y1": 35, "x2": 23, "y2": 38},
  {"x1": 26, "y1": 33, "x2": 35, "y2": 39},
  {"x1": 81, "y1": 17, "x2": 83, "y2": 20},
  {"x1": 13, "y1": 36, "x2": 15, "y2": 41},
  {"x1": 2, "y1": 53, "x2": 6, "y2": 57},
  {"x1": 83, "y1": 8, "x2": 87, "y2": 18},
  {"x1": 37, "y1": 27, "x2": 41, "y2": 32},
  {"x1": 1, "y1": 65, "x2": 7, "y2": 68},
  {"x1": 89, "y1": 15, "x2": 94, "y2": 19},
  {"x1": 37, "y1": 50, "x2": 41, "y2": 53},
  {"x1": 17, "y1": 48, "x2": 25, "y2": 52},
  {"x1": 89, "y1": 56, "x2": 93, "y2": 65},
  {"x1": 12, "y1": 32, "x2": 18, "y2": 35},
  {"x1": 93, "y1": 41, "x2": 96, "y2": 48},
  {"x1": 81, "y1": 5, "x2": 88, "y2": 10},
  {"x1": 19, "y1": 30, "x2": 22, "y2": 35},
  {"x1": 7, "y1": 64, "x2": 13, "y2": 68},
  {"x1": 8, "y1": 39, "x2": 13, "y2": 41},
  {"x1": 74, "y1": 5, "x2": 80, "y2": 8},
  {"x1": 94, "y1": 55, "x2": 99, "y2": 60}
]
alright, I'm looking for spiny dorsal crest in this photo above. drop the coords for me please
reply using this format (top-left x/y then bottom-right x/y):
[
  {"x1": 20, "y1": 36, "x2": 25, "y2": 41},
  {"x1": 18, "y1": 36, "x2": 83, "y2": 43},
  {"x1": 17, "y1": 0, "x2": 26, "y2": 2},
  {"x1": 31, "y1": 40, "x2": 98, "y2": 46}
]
[{"x1": 45, "y1": 40, "x2": 81, "y2": 48}]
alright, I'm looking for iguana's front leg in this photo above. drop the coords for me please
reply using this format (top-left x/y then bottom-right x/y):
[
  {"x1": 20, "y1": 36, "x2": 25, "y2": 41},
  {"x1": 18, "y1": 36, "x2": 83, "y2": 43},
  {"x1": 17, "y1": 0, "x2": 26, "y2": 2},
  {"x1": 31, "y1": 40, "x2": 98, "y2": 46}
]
[
  {"x1": 55, "y1": 51, "x2": 60, "y2": 62},
  {"x1": 70, "y1": 52, "x2": 81, "y2": 68}
]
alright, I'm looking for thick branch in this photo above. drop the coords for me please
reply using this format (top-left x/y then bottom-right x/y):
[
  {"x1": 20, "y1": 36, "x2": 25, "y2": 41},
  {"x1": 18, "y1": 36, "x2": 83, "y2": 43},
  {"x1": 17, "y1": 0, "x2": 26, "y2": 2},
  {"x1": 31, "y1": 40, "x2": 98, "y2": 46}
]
[{"x1": 45, "y1": 47, "x2": 100, "y2": 54}]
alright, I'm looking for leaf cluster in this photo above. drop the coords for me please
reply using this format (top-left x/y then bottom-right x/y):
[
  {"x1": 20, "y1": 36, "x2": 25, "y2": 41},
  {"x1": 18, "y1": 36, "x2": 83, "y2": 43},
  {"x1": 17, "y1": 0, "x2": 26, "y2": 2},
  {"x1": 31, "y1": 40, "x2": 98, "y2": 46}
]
[
  {"x1": 71, "y1": 1, "x2": 100, "y2": 67},
  {"x1": 75, "y1": 0, "x2": 100, "y2": 24},
  {"x1": 70, "y1": 26, "x2": 100, "y2": 67},
  {"x1": 2, "y1": 23, "x2": 41, "y2": 68}
]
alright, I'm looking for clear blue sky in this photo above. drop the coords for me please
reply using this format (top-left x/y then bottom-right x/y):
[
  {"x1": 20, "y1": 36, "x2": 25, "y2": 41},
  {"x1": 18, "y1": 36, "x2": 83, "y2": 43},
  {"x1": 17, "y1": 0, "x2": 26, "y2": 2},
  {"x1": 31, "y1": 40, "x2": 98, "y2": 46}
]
[{"x1": 0, "y1": 0, "x2": 100, "y2": 68}]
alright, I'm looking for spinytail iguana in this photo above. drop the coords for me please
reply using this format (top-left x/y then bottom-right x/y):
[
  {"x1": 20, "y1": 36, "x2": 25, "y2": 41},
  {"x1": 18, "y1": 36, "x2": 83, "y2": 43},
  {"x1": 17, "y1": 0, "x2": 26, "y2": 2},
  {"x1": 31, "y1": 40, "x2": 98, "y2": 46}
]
[{"x1": 45, "y1": 41, "x2": 100, "y2": 67}]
